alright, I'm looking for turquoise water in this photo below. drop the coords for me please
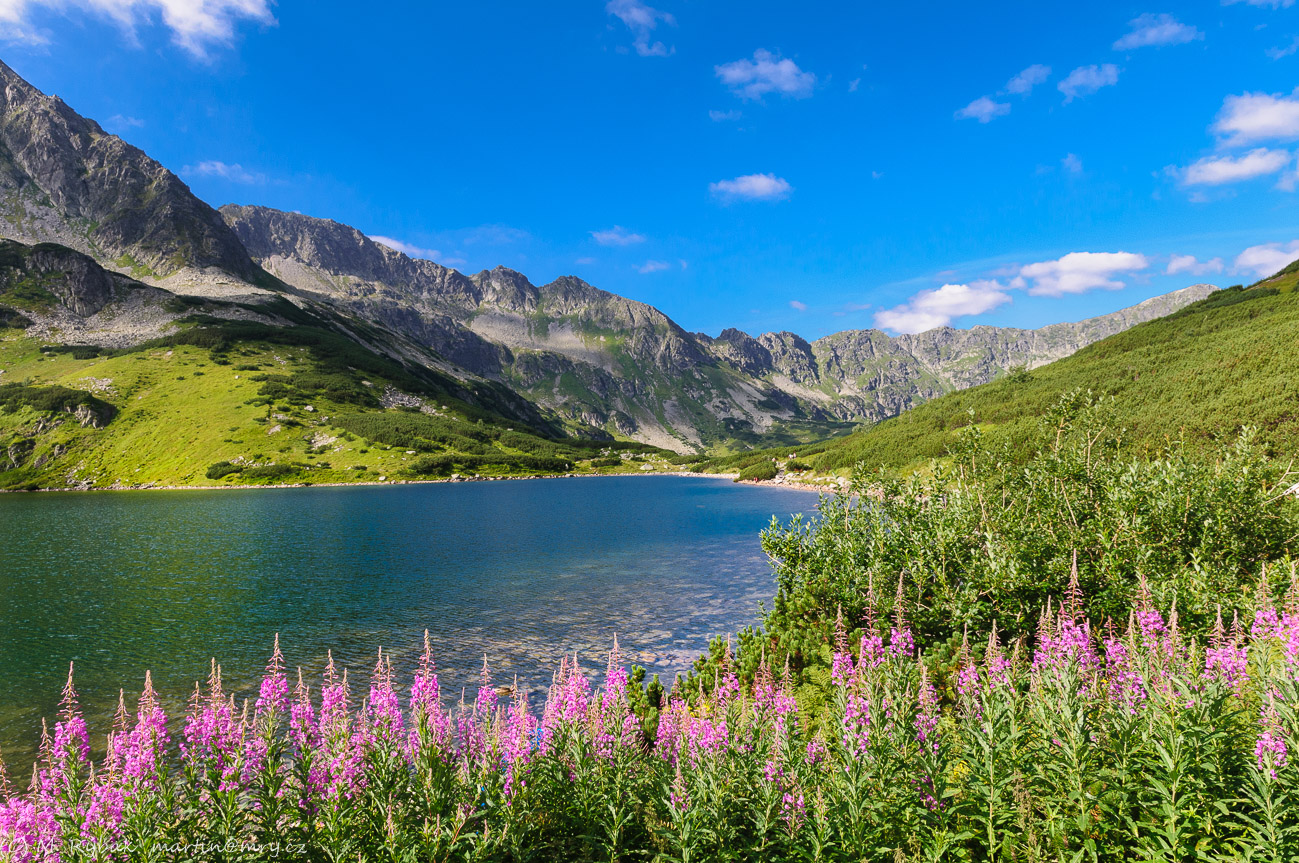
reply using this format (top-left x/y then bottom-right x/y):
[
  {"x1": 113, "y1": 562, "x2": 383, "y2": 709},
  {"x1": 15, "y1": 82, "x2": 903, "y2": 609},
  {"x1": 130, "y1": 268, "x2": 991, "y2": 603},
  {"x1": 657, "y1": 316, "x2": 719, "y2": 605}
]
[{"x1": 0, "y1": 475, "x2": 817, "y2": 761}]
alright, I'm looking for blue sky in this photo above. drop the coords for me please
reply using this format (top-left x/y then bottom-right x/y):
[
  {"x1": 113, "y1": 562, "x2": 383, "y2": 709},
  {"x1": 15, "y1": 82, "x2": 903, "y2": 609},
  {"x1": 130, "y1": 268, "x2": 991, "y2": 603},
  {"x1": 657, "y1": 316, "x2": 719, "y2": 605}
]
[{"x1": 3, "y1": 1, "x2": 1299, "y2": 339}]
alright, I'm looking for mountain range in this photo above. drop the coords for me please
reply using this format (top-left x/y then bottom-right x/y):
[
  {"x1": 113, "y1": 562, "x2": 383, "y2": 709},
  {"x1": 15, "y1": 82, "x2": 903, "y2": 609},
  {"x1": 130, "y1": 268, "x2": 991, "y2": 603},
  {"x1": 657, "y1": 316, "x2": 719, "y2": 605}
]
[{"x1": 0, "y1": 59, "x2": 1217, "y2": 453}]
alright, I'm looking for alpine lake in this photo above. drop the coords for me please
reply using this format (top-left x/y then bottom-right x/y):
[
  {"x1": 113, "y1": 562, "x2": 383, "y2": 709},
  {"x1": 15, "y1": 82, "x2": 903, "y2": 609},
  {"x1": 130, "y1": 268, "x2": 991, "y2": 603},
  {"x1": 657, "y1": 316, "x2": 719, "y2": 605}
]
[{"x1": 0, "y1": 475, "x2": 820, "y2": 765}]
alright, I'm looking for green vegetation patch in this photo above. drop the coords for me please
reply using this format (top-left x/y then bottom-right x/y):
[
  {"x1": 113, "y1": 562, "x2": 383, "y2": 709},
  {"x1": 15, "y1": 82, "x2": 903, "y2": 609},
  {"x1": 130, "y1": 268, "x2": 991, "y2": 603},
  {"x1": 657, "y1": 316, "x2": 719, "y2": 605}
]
[
  {"x1": 735, "y1": 460, "x2": 777, "y2": 482},
  {"x1": 0, "y1": 382, "x2": 114, "y2": 422}
]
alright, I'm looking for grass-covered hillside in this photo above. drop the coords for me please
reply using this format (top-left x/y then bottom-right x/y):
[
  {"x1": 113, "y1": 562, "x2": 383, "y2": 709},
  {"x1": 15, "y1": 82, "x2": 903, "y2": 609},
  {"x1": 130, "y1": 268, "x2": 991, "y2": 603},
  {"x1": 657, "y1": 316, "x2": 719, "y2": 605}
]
[
  {"x1": 699, "y1": 272, "x2": 1299, "y2": 478},
  {"x1": 0, "y1": 301, "x2": 675, "y2": 491}
]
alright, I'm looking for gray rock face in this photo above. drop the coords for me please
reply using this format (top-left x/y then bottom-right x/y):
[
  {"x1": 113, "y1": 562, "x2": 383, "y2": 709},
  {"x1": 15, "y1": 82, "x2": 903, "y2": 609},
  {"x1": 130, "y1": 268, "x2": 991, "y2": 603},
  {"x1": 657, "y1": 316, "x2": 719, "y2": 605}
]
[
  {"x1": 0, "y1": 240, "x2": 117, "y2": 316},
  {"x1": 223, "y1": 204, "x2": 1217, "y2": 449},
  {"x1": 0, "y1": 60, "x2": 261, "y2": 283}
]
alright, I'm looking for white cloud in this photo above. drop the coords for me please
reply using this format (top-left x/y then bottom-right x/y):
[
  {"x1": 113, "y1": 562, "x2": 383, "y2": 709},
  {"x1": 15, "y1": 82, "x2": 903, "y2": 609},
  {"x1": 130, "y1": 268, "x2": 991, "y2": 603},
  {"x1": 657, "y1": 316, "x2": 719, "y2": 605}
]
[
  {"x1": 1180, "y1": 148, "x2": 1291, "y2": 185},
  {"x1": 708, "y1": 109, "x2": 741, "y2": 122},
  {"x1": 874, "y1": 281, "x2": 1011, "y2": 333},
  {"x1": 848, "y1": 77, "x2": 861, "y2": 92},
  {"x1": 1226, "y1": 0, "x2": 1294, "y2": 7},
  {"x1": 637, "y1": 260, "x2": 670, "y2": 274},
  {"x1": 590, "y1": 225, "x2": 646, "y2": 246},
  {"x1": 0, "y1": 0, "x2": 274, "y2": 56},
  {"x1": 370, "y1": 236, "x2": 440, "y2": 260},
  {"x1": 1062, "y1": 153, "x2": 1083, "y2": 173},
  {"x1": 575, "y1": 256, "x2": 597, "y2": 265},
  {"x1": 715, "y1": 49, "x2": 816, "y2": 100},
  {"x1": 606, "y1": 0, "x2": 674, "y2": 57},
  {"x1": 1233, "y1": 240, "x2": 1299, "y2": 277},
  {"x1": 1017, "y1": 251, "x2": 1149, "y2": 296},
  {"x1": 1058, "y1": 64, "x2": 1120, "y2": 103},
  {"x1": 1166, "y1": 254, "x2": 1224, "y2": 276},
  {"x1": 789, "y1": 300, "x2": 808, "y2": 311},
  {"x1": 709, "y1": 172, "x2": 792, "y2": 202},
  {"x1": 1113, "y1": 13, "x2": 1202, "y2": 50},
  {"x1": 106, "y1": 114, "x2": 144, "y2": 130},
  {"x1": 1004, "y1": 64, "x2": 1051, "y2": 95},
  {"x1": 955, "y1": 96, "x2": 1010, "y2": 123},
  {"x1": 1213, "y1": 90, "x2": 1299, "y2": 146},
  {"x1": 182, "y1": 159, "x2": 264, "y2": 184},
  {"x1": 1266, "y1": 36, "x2": 1299, "y2": 59}
]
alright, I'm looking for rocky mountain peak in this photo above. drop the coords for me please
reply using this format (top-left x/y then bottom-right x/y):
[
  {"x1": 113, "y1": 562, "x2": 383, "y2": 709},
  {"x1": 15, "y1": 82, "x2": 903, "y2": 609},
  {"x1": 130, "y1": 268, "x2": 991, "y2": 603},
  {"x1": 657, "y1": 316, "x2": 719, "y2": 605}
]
[{"x1": 0, "y1": 61, "x2": 262, "y2": 284}]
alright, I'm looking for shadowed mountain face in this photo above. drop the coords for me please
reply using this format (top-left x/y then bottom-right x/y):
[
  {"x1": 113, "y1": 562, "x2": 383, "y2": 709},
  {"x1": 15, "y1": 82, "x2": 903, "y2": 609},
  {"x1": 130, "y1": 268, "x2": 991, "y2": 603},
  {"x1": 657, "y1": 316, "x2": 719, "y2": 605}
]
[
  {"x1": 0, "y1": 61, "x2": 1218, "y2": 451},
  {"x1": 0, "y1": 60, "x2": 263, "y2": 289}
]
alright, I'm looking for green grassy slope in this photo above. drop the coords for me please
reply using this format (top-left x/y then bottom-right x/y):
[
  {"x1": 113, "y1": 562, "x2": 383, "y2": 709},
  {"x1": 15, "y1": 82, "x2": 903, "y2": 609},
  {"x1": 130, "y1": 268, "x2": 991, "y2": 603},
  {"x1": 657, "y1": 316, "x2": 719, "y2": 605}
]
[
  {"x1": 695, "y1": 277, "x2": 1299, "y2": 477},
  {"x1": 0, "y1": 309, "x2": 673, "y2": 491}
]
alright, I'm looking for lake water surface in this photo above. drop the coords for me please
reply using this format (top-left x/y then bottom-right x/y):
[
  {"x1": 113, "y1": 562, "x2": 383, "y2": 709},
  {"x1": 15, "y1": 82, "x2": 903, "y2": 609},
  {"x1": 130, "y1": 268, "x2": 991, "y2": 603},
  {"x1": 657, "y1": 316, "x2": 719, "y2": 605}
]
[{"x1": 0, "y1": 476, "x2": 818, "y2": 762}]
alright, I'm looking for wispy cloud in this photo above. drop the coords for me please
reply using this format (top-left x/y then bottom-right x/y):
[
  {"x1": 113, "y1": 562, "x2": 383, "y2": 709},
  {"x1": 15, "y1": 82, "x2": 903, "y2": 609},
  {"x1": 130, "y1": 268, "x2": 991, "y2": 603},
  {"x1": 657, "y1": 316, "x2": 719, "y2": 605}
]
[
  {"x1": 1062, "y1": 153, "x2": 1083, "y2": 173},
  {"x1": 1058, "y1": 64, "x2": 1120, "y2": 103},
  {"x1": 1179, "y1": 148, "x2": 1291, "y2": 185},
  {"x1": 1015, "y1": 251, "x2": 1149, "y2": 296},
  {"x1": 606, "y1": 0, "x2": 675, "y2": 57},
  {"x1": 1113, "y1": 13, "x2": 1202, "y2": 50},
  {"x1": 708, "y1": 109, "x2": 741, "y2": 122},
  {"x1": 1213, "y1": 90, "x2": 1299, "y2": 146},
  {"x1": 182, "y1": 159, "x2": 265, "y2": 184},
  {"x1": 370, "y1": 236, "x2": 441, "y2": 260},
  {"x1": 1267, "y1": 36, "x2": 1299, "y2": 59},
  {"x1": 637, "y1": 259, "x2": 671, "y2": 273},
  {"x1": 590, "y1": 225, "x2": 646, "y2": 246},
  {"x1": 1225, "y1": 0, "x2": 1294, "y2": 7},
  {"x1": 0, "y1": 0, "x2": 275, "y2": 57},
  {"x1": 1233, "y1": 240, "x2": 1299, "y2": 277},
  {"x1": 1004, "y1": 64, "x2": 1051, "y2": 95},
  {"x1": 715, "y1": 49, "x2": 816, "y2": 100},
  {"x1": 1166, "y1": 254, "x2": 1224, "y2": 276},
  {"x1": 575, "y1": 256, "x2": 597, "y2": 266},
  {"x1": 874, "y1": 281, "x2": 1012, "y2": 334},
  {"x1": 106, "y1": 114, "x2": 144, "y2": 131},
  {"x1": 848, "y1": 77, "x2": 861, "y2": 92},
  {"x1": 955, "y1": 96, "x2": 1010, "y2": 123},
  {"x1": 789, "y1": 300, "x2": 808, "y2": 311},
  {"x1": 709, "y1": 173, "x2": 792, "y2": 202}
]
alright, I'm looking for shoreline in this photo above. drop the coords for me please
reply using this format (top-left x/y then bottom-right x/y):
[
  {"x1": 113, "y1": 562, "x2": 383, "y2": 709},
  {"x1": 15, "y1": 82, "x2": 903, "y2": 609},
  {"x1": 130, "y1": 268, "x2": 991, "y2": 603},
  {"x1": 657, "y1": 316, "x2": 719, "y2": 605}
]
[{"x1": 0, "y1": 469, "x2": 779, "y2": 495}]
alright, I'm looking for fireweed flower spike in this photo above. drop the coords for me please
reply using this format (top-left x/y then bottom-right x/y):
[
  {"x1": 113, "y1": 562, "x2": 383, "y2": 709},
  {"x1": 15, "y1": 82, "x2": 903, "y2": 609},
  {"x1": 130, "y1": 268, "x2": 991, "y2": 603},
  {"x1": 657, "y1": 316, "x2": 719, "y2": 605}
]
[
  {"x1": 256, "y1": 634, "x2": 290, "y2": 719},
  {"x1": 891, "y1": 576, "x2": 916, "y2": 660},
  {"x1": 1205, "y1": 606, "x2": 1249, "y2": 693},
  {"x1": 1257, "y1": 693, "x2": 1289, "y2": 780}
]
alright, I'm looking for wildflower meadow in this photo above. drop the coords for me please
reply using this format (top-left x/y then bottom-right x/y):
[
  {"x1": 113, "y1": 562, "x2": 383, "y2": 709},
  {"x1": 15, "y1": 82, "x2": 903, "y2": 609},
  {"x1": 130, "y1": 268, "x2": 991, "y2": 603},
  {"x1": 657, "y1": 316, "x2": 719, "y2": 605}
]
[{"x1": 3, "y1": 576, "x2": 1299, "y2": 861}]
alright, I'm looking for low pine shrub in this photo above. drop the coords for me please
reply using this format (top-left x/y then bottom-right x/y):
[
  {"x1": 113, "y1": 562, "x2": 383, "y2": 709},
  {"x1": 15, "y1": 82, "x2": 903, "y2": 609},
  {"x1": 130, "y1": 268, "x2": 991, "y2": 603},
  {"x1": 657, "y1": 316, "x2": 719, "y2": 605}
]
[{"x1": 736, "y1": 460, "x2": 778, "y2": 482}]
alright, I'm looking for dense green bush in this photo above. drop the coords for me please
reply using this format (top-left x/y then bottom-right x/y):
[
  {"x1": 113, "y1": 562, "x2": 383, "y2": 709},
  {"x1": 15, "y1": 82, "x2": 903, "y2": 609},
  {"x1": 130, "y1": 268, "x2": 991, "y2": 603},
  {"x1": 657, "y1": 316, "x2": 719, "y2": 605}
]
[
  {"x1": 408, "y1": 453, "x2": 572, "y2": 476},
  {"x1": 736, "y1": 460, "x2": 778, "y2": 482},
  {"x1": 239, "y1": 464, "x2": 300, "y2": 481},
  {"x1": 0, "y1": 305, "x2": 32, "y2": 328},
  {"x1": 0, "y1": 382, "x2": 114, "y2": 422},
  {"x1": 690, "y1": 394, "x2": 1298, "y2": 709},
  {"x1": 204, "y1": 461, "x2": 242, "y2": 480},
  {"x1": 589, "y1": 457, "x2": 622, "y2": 468}
]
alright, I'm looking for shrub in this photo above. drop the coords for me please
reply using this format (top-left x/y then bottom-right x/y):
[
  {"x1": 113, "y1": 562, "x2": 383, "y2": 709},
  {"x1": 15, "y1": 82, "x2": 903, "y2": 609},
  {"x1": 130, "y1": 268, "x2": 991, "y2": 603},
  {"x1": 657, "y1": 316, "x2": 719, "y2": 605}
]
[
  {"x1": 589, "y1": 457, "x2": 622, "y2": 468},
  {"x1": 204, "y1": 461, "x2": 242, "y2": 480},
  {"x1": 240, "y1": 464, "x2": 299, "y2": 481},
  {"x1": 703, "y1": 394, "x2": 1299, "y2": 706},
  {"x1": 736, "y1": 460, "x2": 778, "y2": 482}
]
